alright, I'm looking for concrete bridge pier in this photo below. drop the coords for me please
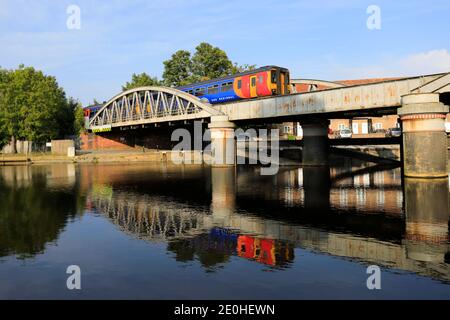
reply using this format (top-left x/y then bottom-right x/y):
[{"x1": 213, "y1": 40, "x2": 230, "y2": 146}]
[
  {"x1": 398, "y1": 93, "x2": 449, "y2": 178},
  {"x1": 208, "y1": 116, "x2": 236, "y2": 167},
  {"x1": 301, "y1": 120, "x2": 330, "y2": 166}
]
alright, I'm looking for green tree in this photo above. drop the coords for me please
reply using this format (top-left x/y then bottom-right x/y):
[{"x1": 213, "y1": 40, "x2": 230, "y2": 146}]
[
  {"x1": 162, "y1": 50, "x2": 193, "y2": 87},
  {"x1": 0, "y1": 65, "x2": 79, "y2": 153},
  {"x1": 0, "y1": 68, "x2": 11, "y2": 148},
  {"x1": 73, "y1": 102, "x2": 86, "y2": 135},
  {"x1": 122, "y1": 72, "x2": 161, "y2": 91},
  {"x1": 191, "y1": 42, "x2": 233, "y2": 81},
  {"x1": 19, "y1": 66, "x2": 67, "y2": 143},
  {"x1": 57, "y1": 98, "x2": 84, "y2": 138},
  {"x1": 161, "y1": 43, "x2": 257, "y2": 87}
]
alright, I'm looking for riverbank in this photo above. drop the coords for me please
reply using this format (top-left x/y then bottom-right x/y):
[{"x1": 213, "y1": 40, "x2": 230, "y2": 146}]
[
  {"x1": 0, "y1": 150, "x2": 205, "y2": 165},
  {"x1": 0, "y1": 143, "x2": 448, "y2": 166}
]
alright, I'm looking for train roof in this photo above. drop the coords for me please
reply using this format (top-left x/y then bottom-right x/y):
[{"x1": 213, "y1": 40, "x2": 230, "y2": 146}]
[{"x1": 177, "y1": 65, "x2": 290, "y2": 89}]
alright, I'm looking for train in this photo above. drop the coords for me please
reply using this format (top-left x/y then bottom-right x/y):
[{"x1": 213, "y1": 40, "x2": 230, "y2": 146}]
[
  {"x1": 83, "y1": 65, "x2": 291, "y2": 121},
  {"x1": 177, "y1": 65, "x2": 291, "y2": 104},
  {"x1": 83, "y1": 103, "x2": 103, "y2": 119}
]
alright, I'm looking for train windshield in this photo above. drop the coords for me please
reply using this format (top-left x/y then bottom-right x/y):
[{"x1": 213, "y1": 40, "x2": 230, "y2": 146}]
[{"x1": 271, "y1": 71, "x2": 277, "y2": 83}]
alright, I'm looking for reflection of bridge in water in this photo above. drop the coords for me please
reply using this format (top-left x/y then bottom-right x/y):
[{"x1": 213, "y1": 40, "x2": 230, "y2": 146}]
[{"x1": 90, "y1": 166, "x2": 450, "y2": 281}]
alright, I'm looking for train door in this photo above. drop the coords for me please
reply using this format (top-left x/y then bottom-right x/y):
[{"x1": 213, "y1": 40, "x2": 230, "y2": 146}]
[
  {"x1": 279, "y1": 71, "x2": 290, "y2": 95},
  {"x1": 275, "y1": 70, "x2": 281, "y2": 95},
  {"x1": 250, "y1": 76, "x2": 257, "y2": 98},
  {"x1": 280, "y1": 72, "x2": 286, "y2": 95},
  {"x1": 285, "y1": 72, "x2": 290, "y2": 95}
]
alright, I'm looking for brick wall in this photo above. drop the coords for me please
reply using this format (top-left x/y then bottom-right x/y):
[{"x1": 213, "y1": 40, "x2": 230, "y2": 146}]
[
  {"x1": 80, "y1": 124, "x2": 208, "y2": 151},
  {"x1": 80, "y1": 132, "x2": 133, "y2": 151}
]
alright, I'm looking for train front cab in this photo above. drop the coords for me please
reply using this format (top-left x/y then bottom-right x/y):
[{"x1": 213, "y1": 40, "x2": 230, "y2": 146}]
[
  {"x1": 234, "y1": 67, "x2": 290, "y2": 100},
  {"x1": 271, "y1": 67, "x2": 290, "y2": 96}
]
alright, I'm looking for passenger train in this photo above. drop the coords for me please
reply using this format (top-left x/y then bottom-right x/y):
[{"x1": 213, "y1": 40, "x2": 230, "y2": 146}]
[
  {"x1": 83, "y1": 104, "x2": 103, "y2": 119},
  {"x1": 177, "y1": 65, "x2": 291, "y2": 104},
  {"x1": 84, "y1": 66, "x2": 291, "y2": 120}
]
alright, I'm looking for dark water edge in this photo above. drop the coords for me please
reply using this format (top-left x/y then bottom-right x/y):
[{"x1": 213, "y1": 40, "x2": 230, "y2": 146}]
[{"x1": 0, "y1": 163, "x2": 449, "y2": 300}]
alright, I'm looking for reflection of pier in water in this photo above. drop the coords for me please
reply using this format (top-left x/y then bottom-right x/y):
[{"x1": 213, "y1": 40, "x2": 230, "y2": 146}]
[
  {"x1": 237, "y1": 165, "x2": 404, "y2": 215},
  {"x1": 91, "y1": 166, "x2": 450, "y2": 281}
]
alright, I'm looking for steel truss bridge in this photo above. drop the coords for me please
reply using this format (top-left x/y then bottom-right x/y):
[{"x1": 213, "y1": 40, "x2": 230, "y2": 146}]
[
  {"x1": 88, "y1": 86, "x2": 222, "y2": 132},
  {"x1": 88, "y1": 72, "x2": 450, "y2": 131}
]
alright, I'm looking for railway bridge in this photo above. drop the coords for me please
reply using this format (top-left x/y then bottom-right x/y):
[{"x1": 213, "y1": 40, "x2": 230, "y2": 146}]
[{"x1": 88, "y1": 72, "x2": 450, "y2": 178}]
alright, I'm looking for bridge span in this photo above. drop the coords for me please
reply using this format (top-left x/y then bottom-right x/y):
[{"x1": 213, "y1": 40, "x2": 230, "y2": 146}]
[{"x1": 88, "y1": 72, "x2": 450, "y2": 178}]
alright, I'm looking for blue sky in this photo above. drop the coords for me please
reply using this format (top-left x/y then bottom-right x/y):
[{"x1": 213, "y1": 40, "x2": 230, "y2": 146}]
[{"x1": 1, "y1": 0, "x2": 450, "y2": 105}]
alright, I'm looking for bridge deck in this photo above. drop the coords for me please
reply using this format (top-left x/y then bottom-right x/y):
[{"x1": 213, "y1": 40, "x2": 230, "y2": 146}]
[
  {"x1": 88, "y1": 73, "x2": 450, "y2": 130},
  {"x1": 216, "y1": 73, "x2": 450, "y2": 122}
]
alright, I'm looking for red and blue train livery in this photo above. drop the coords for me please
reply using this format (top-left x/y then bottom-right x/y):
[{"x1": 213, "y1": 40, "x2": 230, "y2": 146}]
[
  {"x1": 83, "y1": 104, "x2": 103, "y2": 118},
  {"x1": 177, "y1": 65, "x2": 290, "y2": 104}
]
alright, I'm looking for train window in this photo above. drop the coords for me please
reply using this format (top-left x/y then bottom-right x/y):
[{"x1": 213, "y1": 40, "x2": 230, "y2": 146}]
[
  {"x1": 271, "y1": 71, "x2": 277, "y2": 84},
  {"x1": 208, "y1": 84, "x2": 219, "y2": 94},
  {"x1": 259, "y1": 75, "x2": 264, "y2": 84},
  {"x1": 221, "y1": 82, "x2": 233, "y2": 92},
  {"x1": 251, "y1": 77, "x2": 256, "y2": 87},
  {"x1": 195, "y1": 88, "x2": 206, "y2": 97},
  {"x1": 237, "y1": 80, "x2": 242, "y2": 89}
]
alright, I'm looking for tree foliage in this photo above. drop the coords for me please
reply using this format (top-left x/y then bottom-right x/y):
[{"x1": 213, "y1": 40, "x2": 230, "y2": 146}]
[
  {"x1": 122, "y1": 72, "x2": 161, "y2": 91},
  {"x1": 73, "y1": 102, "x2": 86, "y2": 135},
  {"x1": 57, "y1": 98, "x2": 85, "y2": 137},
  {"x1": 0, "y1": 68, "x2": 11, "y2": 148},
  {"x1": 0, "y1": 65, "x2": 82, "y2": 152},
  {"x1": 191, "y1": 42, "x2": 233, "y2": 81},
  {"x1": 162, "y1": 50, "x2": 193, "y2": 87},
  {"x1": 162, "y1": 42, "x2": 256, "y2": 87}
]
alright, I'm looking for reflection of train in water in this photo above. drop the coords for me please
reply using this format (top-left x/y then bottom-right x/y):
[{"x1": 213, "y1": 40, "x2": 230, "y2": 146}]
[
  {"x1": 168, "y1": 228, "x2": 294, "y2": 267},
  {"x1": 209, "y1": 228, "x2": 294, "y2": 267},
  {"x1": 177, "y1": 66, "x2": 291, "y2": 104}
]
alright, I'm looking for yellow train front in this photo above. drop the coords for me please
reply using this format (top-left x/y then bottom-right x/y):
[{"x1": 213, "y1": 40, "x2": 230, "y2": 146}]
[{"x1": 177, "y1": 66, "x2": 291, "y2": 104}]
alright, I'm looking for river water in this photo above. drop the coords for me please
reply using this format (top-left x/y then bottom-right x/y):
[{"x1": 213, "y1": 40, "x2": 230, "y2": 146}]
[{"x1": 0, "y1": 163, "x2": 449, "y2": 299}]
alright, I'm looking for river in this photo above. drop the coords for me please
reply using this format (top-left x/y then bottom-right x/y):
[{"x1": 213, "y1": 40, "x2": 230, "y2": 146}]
[{"x1": 0, "y1": 163, "x2": 449, "y2": 299}]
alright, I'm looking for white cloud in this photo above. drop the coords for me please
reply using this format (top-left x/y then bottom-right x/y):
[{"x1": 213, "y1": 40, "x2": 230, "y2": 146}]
[
  {"x1": 399, "y1": 49, "x2": 450, "y2": 75},
  {"x1": 330, "y1": 49, "x2": 450, "y2": 80}
]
